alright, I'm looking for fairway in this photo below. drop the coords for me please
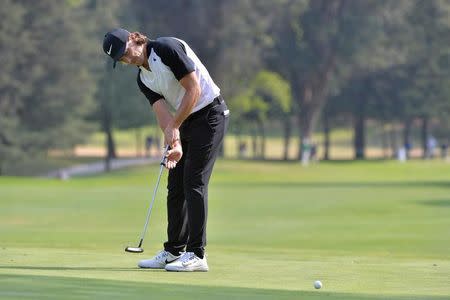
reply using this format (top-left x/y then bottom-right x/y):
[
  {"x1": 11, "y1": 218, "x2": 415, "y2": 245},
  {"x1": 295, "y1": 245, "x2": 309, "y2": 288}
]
[{"x1": 1, "y1": 160, "x2": 449, "y2": 299}]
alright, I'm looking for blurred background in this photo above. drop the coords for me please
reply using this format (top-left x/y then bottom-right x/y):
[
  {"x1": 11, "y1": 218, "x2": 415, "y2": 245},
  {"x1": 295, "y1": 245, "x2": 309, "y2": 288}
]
[{"x1": 0, "y1": 0, "x2": 449, "y2": 176}]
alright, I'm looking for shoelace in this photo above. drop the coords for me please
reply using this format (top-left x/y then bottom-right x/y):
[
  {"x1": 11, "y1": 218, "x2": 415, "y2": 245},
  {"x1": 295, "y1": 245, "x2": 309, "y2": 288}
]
[
  {"x1": 180, "y1": 252, "x2": 196, "y2": 263},
  {"x1": 155, "y1": 250, "x2": 168, "y2": 261}
]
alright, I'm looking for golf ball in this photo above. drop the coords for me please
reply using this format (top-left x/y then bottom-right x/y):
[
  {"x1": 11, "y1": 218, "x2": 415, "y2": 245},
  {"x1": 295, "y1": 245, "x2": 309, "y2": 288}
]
[{"x1": 314, "y1": 280, "x2": 322, "y2": 289}]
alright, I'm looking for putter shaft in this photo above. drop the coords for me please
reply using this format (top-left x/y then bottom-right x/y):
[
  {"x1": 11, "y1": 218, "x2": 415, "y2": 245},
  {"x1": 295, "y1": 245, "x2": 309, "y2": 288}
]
[{"x1": 127, "y1": 146, "x2": 169, "y2": 253}]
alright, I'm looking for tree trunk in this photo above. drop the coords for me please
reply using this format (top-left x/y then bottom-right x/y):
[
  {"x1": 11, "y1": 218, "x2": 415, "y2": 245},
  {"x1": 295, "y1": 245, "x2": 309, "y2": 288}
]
[
  {"x1": 421, "y1": 116, "x2": 429, "y2": 159},
  {"x1": 103, "y1": 61, "x2": 116, "y2": 171},
  {"x1": 135, "y1": 128, "x2": 142, "y2": 157},
  {"x1": 102, "y1": 105, "x2": 116, "y2": 172},
  {"x1": 381, "y1": 122, "x2": 389, "y2": 159},
  {"x1": 298, "y1": 112, "x2": 309, "y2": 160},
  {"x1": 298, "y1": 85, "x2": 315, "y2": 160},
  {"x1": 296, "y1": 63, "x2": 335, "y2": 160},
  {"x1": 389, "y1": 124, "x2": 398, "y2": 159},
  {"x1": 353, "y1": 114, "x2": 365, "y2": 160},
  {"x1": 323, "y1": 109, "x2": 330, "y2": 161},
  {"x1": 236, "y1": 131, "x2": 242, "y2": 158},
  {"x1": 292, "y1": 0, "x2": 341, "y2": 160},
  {"x1": 283, "y1": 116, "x2": 292, "y2": 161},
  {"x1": 403, "y1": 119, "x2": 412, "y2": 159},
  {"x1": 105, "y1": 128, "x2": 115, "y2": 172},
  {"x1": 105, "y1": 124, "x2": 116, "y2": 158},
  {"x1": 252, "y1": 126, "x2": 258, "y2": 159},
  {"x1": 259, "y1": 120, "x2": 265, "y2": 159},
  {"x1": 353, "y1": 94, "x2": 366, "y2": 160}
]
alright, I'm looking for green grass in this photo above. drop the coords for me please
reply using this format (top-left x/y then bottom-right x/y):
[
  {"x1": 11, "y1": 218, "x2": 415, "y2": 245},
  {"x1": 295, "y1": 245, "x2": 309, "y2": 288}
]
[
  {"x1": 1, "y1": 156, "x2": 100, "y2": 176},
  {"x1": 1, "y1": 160, "x2": 449, "y2": 299}
]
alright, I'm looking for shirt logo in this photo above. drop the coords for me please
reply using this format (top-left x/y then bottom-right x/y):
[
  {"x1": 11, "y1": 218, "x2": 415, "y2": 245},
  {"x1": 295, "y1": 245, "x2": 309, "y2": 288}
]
[{"x1": 107, "y1": 44, "x2": 112, "y2": 55}]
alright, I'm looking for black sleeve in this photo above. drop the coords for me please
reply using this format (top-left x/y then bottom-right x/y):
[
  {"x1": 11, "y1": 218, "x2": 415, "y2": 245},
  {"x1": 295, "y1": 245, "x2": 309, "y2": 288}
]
[
  {"x1": 154, "y1": 37, "x2": 196, "y2": 80},
  {"x1": 137, "y1": 70, "x2": 163, "y2": 106}
]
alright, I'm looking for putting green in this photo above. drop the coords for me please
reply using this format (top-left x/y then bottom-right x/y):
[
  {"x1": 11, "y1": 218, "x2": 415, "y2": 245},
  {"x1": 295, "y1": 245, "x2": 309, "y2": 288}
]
[{"x1": 1, "y1": 160, "x2": 449, "y2": 299}]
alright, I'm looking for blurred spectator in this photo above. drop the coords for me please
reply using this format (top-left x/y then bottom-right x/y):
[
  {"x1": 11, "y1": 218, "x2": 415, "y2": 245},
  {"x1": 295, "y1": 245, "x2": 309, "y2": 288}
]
[
  {"x1": 404, "y1": 141, "x2": 412, "y2": 159},
  {"x1": 426, "y1": 135, "x2": 437, "y2": 159},
  {"x1": 441, "y1": 141, "x2": 448, "y2": 160},
  {"x1": 301, "y1": 138, "x2": 312, "y2": 166},
  {"x1": 145, "y1": 136, "x2": 154, "y2": 157},
  {"x1": 58, "y1": 170, "x2": 69, "y2": 180},
  {"x1": 239, "y1": 142, "x2": 247, "y2": 158},
  {"x1": 397, "y1": 147, "x2": 407, "y2": 162},
  {"x1": 310, "y1": 143, "x2": 318, "y2": 162}
]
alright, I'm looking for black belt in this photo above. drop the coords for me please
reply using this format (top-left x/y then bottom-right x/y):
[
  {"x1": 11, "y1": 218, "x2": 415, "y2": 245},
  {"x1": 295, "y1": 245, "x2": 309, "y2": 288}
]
[{"x1": 185, "y1": 96, "x2": 223, "y2": 122}]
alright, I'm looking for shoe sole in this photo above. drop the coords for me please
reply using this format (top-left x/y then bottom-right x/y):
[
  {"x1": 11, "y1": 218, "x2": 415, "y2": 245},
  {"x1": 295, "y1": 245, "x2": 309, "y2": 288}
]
[
  {"x1": 138, "y1": 264, "x2": 166, "y2": 269},
  {"x1": 165, "y1": 268, "x2": 209, "y2": 272},
  {"x1": 165, "y1": 265, "x2": 209, "y2": 272}
]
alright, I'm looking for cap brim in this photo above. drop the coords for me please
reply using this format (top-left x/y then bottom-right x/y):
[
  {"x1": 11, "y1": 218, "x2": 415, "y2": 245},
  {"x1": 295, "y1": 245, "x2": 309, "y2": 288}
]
[
  {"x1": 111, "y1": 43, "x2": 126, "y2": 69},
  {"x1": 114, "y1": 43, "x2": 127, "y2": 58}
]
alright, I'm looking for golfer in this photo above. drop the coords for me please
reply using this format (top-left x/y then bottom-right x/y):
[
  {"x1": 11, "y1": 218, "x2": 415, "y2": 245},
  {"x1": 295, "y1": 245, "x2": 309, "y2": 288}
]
[{"x1": 103, "y1": 28, "x2": 229, "y2": 271}]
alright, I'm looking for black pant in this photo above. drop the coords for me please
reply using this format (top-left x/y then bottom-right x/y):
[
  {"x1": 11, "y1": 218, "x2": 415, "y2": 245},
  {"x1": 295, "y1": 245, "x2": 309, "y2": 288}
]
[{"x1": 164, "y1": 96, "x2": 229, "y2": 258}]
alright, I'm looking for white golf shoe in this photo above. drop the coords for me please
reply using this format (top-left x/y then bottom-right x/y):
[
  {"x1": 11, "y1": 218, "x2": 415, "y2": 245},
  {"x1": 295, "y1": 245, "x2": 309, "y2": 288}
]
[
  {"x1": 165, "y1": 252, "x2": 209, "y2": 272},
  {"x1": 138, "y1": 250, "x2": 182, "y2": 269}
]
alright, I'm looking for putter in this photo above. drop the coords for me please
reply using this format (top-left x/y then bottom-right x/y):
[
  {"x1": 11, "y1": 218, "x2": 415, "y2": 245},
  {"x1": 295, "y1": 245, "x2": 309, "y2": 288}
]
[{"x1": 125, "y1": 145, "x2": 169, "y2": 253}]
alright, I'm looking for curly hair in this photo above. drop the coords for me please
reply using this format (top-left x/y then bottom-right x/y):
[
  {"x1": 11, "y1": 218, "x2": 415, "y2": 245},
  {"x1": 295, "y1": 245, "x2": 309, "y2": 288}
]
[{"x1": 129, "y1": 31, "x2": 148, "y2": 45}]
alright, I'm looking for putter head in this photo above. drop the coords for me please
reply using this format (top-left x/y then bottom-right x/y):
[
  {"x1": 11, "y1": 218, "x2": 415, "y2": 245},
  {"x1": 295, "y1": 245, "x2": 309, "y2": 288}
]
[{"x1": 125, "y1": 246, "x2": 144, "y2": 253}]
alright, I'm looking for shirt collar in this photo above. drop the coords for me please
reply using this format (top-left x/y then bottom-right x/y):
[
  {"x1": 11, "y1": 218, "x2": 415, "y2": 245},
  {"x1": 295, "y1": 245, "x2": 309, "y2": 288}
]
[{"x1": 146, "y1": 41, "x2": 154, "y2": 59}]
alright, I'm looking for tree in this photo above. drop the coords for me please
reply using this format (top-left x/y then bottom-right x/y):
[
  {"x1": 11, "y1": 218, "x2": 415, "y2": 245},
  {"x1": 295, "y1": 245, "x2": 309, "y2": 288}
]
[
  {"x1": 0, "y1": 0, "x2": 98, "y2": 173},
  {"x1": 401, "y1": 0, "x2": 450, "y2": 158},
  {"x1": 231, "y1": 71, "x2": 292, "y2": 159},
  {"x1": 0, "y1": 0, "x2": 27, "y2": 174},
  {"x1": 271, "y1": 0, "x2": 415, "y2": 160},
  {"x1": 88, "y1": 0, "x2": 128, "y2": 168},
  {"x1": 111, "y1": 64, "x2": 158, "y2": 157}
]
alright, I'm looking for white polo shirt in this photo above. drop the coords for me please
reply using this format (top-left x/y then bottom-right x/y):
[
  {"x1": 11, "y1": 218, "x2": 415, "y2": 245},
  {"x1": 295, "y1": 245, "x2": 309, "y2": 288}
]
[{"x1": 137, "y1": 37, "x2": 220, "y2": 113}]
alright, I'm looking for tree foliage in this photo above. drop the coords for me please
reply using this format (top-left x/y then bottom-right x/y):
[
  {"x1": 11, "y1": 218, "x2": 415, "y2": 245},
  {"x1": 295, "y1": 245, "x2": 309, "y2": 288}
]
[
  {"x1": 0, "y1": 0, "x2": 99, "y2": 173},
  {"x1": 0, "y1": 0, "x2": 449, "y2": 172}
]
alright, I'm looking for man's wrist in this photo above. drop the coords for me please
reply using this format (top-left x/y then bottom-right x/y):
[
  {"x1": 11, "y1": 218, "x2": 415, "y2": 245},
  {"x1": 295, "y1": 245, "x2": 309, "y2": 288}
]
[
  {"x1": 173, "y1": 139, "x2": 181, "y2": 147},
  {"x1": 168, "y1": 119, "x2": 180, "y2": 130}
]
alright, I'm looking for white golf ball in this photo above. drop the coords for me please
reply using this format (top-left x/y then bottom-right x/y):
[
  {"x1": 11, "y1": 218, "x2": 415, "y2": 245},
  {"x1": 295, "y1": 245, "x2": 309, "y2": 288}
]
[{"x1": 314, "y1": 280, "x2": 322, "y2": 289}]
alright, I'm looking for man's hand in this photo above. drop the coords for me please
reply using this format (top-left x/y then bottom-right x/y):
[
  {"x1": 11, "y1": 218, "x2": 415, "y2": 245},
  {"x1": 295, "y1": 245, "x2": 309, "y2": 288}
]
[
  {"x1": 165, "y1": 141, "x2": 183, "y2": 169},
  {"x1": 164, "y1": 123, "x2": 180, "y2": 148}
]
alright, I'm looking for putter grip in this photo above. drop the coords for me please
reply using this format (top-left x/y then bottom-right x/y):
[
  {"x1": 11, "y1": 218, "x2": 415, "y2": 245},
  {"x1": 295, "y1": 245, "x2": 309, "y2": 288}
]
[{"x1": 160, "y1": 145, "x2": 170, "y2": 166}]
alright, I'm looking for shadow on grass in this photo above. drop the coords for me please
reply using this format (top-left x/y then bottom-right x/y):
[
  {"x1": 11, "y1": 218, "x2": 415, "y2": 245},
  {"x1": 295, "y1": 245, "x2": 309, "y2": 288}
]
[
  {"x1": 418, "y1": 199, "x2": 450, "y2": 207},
  {"x1": 0, "y1": 266, "x2": 142, "y2": 272},
  {"x1": 0, "y1": 274, "x2": 447, "y2": 300},
  {"x1": 222, "y1": 181, "x2": 450, "y2": 189}
]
